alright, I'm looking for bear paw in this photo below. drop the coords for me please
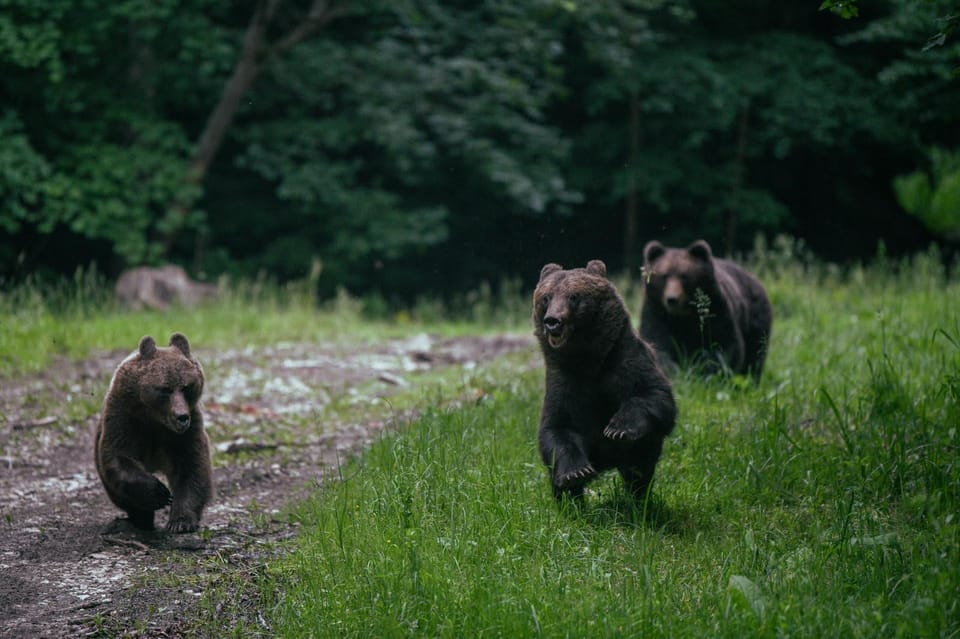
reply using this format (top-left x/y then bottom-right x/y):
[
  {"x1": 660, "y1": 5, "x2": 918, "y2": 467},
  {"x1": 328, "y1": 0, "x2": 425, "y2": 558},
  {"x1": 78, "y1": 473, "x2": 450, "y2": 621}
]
[
  {"x1": 603, "y1": 420, "x2": 648, "y2": 441},
  {"x1": 165, "y1": 515, "x2": 199, "y2": 534},
  {"x1": 556, "y1": 464, "x2": 597, "y2": 488},
  {"x1": 149, "y1": 480, "x2": 173, "y2": 510}
]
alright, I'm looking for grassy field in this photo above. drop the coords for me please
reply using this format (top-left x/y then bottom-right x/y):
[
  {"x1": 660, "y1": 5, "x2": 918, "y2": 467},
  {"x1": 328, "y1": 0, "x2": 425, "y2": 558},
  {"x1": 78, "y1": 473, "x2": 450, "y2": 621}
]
[
  {"x1": 0, "y1": 269, "x2": 529, "y2": 377},
  {"x1": 254, "y1": 248, "x2": 959, "y2": 638},
  {"x1": 2, "y1": 246, "x2": 958, "y2": 637}
]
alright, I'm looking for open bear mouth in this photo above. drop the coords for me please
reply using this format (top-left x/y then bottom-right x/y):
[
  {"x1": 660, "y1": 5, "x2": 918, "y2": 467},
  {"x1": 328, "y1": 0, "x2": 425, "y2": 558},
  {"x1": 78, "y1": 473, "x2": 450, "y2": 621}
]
[
  {"x1": 547, "y1": 332, "x2": 568, "y2": 349},
  {"x1": 168, "y1": 419, "x2": 192, "y2": 434}
]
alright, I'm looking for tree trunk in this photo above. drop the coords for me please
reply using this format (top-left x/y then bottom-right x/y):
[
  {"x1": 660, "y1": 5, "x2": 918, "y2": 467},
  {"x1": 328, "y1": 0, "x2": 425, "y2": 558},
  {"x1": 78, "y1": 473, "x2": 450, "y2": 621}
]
[
  {"x1": 624, "y1": 91, "x2": 641, "y2": 284},
  {"x1": 188, "y1": 3, "x2": 272, "y2": 184},
  {"x1": 163, "y1": 0, "x2": 345, "y2": 256},
  {"x1": 189, "y1": 0, "x2": 342, "y2": 185}
]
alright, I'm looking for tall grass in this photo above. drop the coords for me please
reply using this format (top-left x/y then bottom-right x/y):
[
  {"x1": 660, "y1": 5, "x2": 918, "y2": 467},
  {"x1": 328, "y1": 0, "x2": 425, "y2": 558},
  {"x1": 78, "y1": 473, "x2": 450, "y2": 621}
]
[
  {"x1": 0, "y1": 270, "x2": 530, "y2": 377},
  {"x1": 257, "y1": 245, "x2": 959, "y2": 638}
]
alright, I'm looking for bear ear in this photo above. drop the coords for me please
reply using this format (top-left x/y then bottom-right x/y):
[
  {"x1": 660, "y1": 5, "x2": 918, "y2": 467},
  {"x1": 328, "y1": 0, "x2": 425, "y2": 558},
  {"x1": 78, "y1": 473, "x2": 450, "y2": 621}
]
[
  {"x1": 138, "y1": 336, "x2": 157, "y2": 359},
  {"x1": 586, "y1": 260, "x2": 607, "y2": 278},
  {"x1": 643, "y1": 241, "x2": 665, "y2": 265},
  {"x1": 169, "y1": 332, "x2": 191, "y2": 357},
  {"x1": 687, "y1": 240, "x2": 713, "y2": 262},
  {"x1": 539, "y1": 263, "x2": 563, "y2": 282}
]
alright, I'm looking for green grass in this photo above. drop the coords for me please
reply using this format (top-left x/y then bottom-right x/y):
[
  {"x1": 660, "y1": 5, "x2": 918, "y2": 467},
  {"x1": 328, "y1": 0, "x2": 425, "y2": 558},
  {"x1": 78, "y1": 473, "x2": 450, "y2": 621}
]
[
  {"x1": 256, "y1": 247, "x2": 959, "y2": 638},
  {"x1": 0, "y1": 270, "x2": 530, "y2": 377},
  {"x1": 2, "y1": 246, "x2": 958, "y2": 637}
]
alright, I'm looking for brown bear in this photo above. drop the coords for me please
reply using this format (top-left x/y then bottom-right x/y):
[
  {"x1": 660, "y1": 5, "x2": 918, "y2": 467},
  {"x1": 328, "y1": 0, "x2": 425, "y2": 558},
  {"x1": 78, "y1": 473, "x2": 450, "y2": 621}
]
[
  {"x1": 95, "y1": 333, "x2": 213, "y2": 533},
  {"x1": 640, "y1": 239, "x2": 773, "y2": 379},
  {"x1": 533, "y1": 260, "x2": 677, "y2": 502}
]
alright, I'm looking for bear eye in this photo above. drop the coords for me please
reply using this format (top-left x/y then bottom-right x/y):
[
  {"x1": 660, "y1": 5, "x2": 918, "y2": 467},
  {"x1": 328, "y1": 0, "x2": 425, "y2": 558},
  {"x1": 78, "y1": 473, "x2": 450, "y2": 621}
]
[
  {"x1": 568, "y1": 293, "x2": 580, "y2": 305},
  {"x1": 540, "y1": 294, "x2": 551, "y2": 307},
  {"x1": 155, "y1": 386, "x2": 173, "y2": 396}
]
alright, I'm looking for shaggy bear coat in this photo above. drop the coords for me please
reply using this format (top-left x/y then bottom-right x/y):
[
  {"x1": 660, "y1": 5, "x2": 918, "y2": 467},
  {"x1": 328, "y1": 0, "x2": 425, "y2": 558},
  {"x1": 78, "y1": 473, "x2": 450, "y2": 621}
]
[
  {"x1": 95, "y1": 333, "x2": 212, "y2": 532},
  {"x1": 641, "y1": 239, "x2": 773, "y2": 379},
  {"x1": 533, "y1": 260, "x2": 676, "y2": 501}
]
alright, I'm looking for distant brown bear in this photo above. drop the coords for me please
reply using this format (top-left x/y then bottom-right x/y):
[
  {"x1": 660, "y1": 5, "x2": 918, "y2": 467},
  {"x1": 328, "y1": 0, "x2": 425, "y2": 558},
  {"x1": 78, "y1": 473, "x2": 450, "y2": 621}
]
[
  {"x1": 640, "y1": 239, "x2": 773, "y2": 379},
  {"x1": 533, "y1": 260, "x2": 677, "y2": 501},
  {"x1": 95, "y1": 333, "x2": 213, "y2": 533}
]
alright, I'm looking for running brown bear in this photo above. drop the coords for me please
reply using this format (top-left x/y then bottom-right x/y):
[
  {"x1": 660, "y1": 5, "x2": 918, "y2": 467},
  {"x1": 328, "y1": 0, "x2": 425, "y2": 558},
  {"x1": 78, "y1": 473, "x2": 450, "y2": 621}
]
[
  {"x1": 95, "y1": 333, "x2": 213, "y2": 532},
  {"x1": 533, "y1": 260, "x2": 677, "y2": 501}
]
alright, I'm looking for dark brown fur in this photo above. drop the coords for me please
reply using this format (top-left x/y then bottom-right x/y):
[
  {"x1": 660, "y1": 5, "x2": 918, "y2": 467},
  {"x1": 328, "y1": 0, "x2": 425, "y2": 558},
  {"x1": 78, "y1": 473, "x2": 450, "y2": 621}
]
[
  {"x1": 95, "y1": 333, "x2": 213, "y2": 532},
  {"x1": 641, "y1": 240, "x2": 773, "y2": 379},
  {"x1": 533, "y1": 260, "x2": 677, "y2": 502}
]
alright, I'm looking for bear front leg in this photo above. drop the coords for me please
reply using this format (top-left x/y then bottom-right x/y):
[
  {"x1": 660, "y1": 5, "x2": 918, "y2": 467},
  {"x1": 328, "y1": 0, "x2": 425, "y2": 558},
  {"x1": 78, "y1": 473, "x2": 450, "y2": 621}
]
[
  {"x1": 603, "y1": 400, "x2": 651, "y2": 441},
  {"x1": 539, "y1": 426, "x2": 596, "y2": 499},
  {"x1": 164, "y1": 439, "x2": 213, "y2": 534},
  {"x1": 99, "y1": 455, "x2": 172, "y2": 530},
  {"x1": 604, "y1": 386, "x2": 677, "y2": 441}
]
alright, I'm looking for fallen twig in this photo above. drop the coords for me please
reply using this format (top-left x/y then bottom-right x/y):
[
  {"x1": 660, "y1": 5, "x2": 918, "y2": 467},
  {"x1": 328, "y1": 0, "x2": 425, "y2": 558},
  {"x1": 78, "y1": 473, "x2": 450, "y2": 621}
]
[
  {"x1": 101, "y1": 535, "x2": 151, "y2": 552},
  {"x1": 11, "y1": 416, "x2": 58, "y2": 431}
]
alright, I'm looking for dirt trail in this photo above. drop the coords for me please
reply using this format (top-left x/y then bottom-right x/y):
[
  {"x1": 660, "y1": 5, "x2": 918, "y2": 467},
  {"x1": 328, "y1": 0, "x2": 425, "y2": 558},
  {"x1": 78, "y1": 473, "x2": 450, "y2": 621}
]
[{"x1": 0, "y1": 333, "x2": 534, "y2": 637}]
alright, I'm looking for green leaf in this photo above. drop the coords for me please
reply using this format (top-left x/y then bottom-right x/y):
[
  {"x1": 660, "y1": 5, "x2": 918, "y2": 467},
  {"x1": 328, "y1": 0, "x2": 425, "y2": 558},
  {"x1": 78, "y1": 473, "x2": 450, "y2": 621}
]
[{"x1": 728, "y1": 574, "x2": 768, "y2": 621}]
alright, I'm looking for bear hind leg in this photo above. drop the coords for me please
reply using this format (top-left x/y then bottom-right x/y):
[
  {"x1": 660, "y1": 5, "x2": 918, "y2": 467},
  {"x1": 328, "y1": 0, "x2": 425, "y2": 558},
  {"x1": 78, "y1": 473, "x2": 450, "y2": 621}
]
[
  {"x1": 126, "y1": 507, "x2": 158, "y2": 531},
  {"x1": 619, "y1": 466, "x2": 654, "y2": 501},
  {"x1": 552, "y1": 482, "x2": 587, "y2": 503},
  {"x1": 618, "y1": 441, "x2": 664, "y2": 501}
]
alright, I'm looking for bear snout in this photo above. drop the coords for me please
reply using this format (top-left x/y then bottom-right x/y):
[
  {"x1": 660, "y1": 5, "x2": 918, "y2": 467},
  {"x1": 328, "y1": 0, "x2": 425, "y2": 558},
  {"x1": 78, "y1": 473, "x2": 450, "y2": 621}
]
[
  {"x1": 168, "y1": 412, "x2": 192, "y2": 433},
  {"x1": 663, "y1": 278, "x2": 687, "y2": 314},
  {"x1": 543, "y1": 316, "x2": 564, "y2": 336}
]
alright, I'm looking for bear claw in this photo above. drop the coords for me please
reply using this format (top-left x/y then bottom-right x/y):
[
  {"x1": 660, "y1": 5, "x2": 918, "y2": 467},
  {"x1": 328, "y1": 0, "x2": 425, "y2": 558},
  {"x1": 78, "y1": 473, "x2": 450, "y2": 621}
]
[
  {"x1": 557, "y1": 464, "x2": 597, "y2": 487},
  {"x1": 603, "y1": 426, "x2": 634, "y2": 440},
  {"x1": 165, "y1": 517, "x2": 199, "y2": 534}
]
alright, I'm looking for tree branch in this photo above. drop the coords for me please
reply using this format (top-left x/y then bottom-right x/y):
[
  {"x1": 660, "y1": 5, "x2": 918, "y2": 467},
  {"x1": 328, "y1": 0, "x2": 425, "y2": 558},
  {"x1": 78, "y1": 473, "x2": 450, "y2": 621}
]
[
  {"x1": 270, "y1": 0, "x2": 346, "y2": 57},
  {"x1": 188, "y1": 0, "x2": 273, "y2": 183},
  {"x1": 165, "y1": 0, "x2": 347, "y2": 257}
]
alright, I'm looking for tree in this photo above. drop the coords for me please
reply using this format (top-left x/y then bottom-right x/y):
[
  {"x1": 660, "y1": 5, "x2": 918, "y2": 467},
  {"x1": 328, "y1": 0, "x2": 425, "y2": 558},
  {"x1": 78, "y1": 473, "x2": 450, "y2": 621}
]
[
  {"x1": 560, "y1": 1, "x2": 885, "y2": 262},
  {"x1": 0, "y1": 1, "x2": 209, "y2": 267},
  {"x1": 216, "y1": 0, "x2": 577, "y2": 293},
  {"x1": 894, "y1": 147, "x2": 960, "y2": 240},
  {"x1": 165, "y1": 0, "x2": 351, "y2": 252}
]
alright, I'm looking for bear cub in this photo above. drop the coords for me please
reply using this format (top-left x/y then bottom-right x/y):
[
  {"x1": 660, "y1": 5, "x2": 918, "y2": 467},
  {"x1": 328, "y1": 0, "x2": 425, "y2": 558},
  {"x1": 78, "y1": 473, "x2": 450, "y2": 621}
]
[
  {"x1": 95, "y1": 333, "x2": 213, "y2": 533},
  {"x1": 533, "y1": 260, "x2": 677, "y2": 502},
  {"x1": 640, "y1": 239, "x2": 773, "y2": 379}
]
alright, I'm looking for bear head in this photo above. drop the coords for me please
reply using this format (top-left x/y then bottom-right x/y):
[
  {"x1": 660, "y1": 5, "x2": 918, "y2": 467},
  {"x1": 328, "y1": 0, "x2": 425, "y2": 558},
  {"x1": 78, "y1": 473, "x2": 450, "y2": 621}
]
[
  {"x1": 643, "y1": 239, "x2": 716, "y2": 317},
  {"x1": 121, "y1": 333, "x2": 204, "y2": 434},
  {"x1": 533, "y1": 259, "x2": 628, "y2": 354}
]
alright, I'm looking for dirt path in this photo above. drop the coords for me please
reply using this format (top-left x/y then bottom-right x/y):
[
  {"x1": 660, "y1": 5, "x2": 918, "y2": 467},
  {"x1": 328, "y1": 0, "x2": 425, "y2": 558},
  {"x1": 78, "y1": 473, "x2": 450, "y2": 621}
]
[{"x1": 0, "y1": 333, "x2": 535, "y2": 637}]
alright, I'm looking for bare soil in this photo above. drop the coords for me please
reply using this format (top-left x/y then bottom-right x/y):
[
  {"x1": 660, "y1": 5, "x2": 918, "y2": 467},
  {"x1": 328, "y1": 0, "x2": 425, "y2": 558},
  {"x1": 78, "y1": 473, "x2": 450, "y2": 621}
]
[{"x1": 0, "y1": 333, "x2": 534, "y2": 638}]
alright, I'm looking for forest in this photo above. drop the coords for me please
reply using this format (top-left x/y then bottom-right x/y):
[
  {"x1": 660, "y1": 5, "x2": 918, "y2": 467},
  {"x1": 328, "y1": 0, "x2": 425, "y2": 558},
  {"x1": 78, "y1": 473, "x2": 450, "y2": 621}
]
[{"x1": 1, "y1": 0, "x2": 958, "y2": 301}]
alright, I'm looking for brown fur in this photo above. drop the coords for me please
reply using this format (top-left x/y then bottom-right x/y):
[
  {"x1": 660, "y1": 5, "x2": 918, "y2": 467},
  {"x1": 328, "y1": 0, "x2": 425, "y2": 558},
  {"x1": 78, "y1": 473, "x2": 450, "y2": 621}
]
[
  {"x1": 641, "y1": 239, "x2": 773, "y2": 379},
  {"x1": 533, "y1": 260, "x2": 676, "y2": 502},
  {"x1": 95, "y1": 333, "x2": 213, "y2": 532}
]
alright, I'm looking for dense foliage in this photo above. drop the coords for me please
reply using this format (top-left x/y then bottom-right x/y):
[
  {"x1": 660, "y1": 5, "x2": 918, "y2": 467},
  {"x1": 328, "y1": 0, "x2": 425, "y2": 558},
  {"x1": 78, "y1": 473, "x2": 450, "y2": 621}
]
[{"x1": 1, "y1": 0, "x2": 957, "y2": 299}]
